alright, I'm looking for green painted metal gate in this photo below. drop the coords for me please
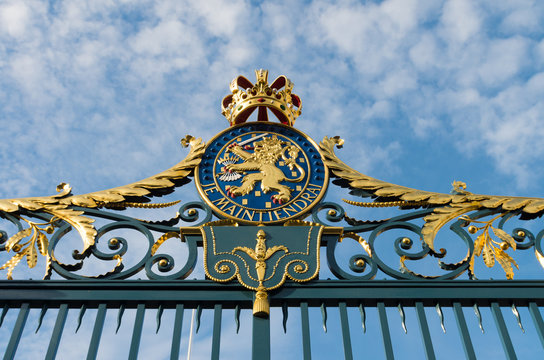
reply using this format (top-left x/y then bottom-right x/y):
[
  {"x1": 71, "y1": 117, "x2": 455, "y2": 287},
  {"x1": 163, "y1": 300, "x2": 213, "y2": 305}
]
[
  {"x1": 1, "y1": 280, "x2": 543, "y2": 359},
  {"x1": 2, "y1": 71, "x2": 544, "y2": 359}
]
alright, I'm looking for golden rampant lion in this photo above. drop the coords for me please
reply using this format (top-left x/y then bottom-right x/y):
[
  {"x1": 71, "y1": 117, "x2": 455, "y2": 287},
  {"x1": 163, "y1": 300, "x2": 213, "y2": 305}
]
[{"x1": 220, "y1": 136, "x2": 305, "y2": 204}]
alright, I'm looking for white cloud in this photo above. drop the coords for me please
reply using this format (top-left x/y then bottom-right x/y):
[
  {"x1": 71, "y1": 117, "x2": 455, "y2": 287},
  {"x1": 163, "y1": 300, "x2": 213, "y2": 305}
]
[
  {"x1": 440, "y1": 0, "x2": 481, "y2": 45},
  {"x1": 477, "y1": 37, "x2": 529, "y2": 88},
  {"x1": 410, "y1": 117, "x2": 440, "y2": 138},
  {"x1": 0, "y1": 1, "x2": 31, "y2": 38}
]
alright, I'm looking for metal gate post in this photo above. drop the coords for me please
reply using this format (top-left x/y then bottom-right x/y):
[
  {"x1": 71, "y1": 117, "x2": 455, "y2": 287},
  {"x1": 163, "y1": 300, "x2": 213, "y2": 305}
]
[{"x1": 252, "y1": 316, "x2": 270, "y2": 360}]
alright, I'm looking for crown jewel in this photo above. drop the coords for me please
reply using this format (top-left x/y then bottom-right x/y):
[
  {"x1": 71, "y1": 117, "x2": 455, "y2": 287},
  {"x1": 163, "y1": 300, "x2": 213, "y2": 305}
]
[{"x1": 221, "y1": 70, "x2": 302, "y2": 127}]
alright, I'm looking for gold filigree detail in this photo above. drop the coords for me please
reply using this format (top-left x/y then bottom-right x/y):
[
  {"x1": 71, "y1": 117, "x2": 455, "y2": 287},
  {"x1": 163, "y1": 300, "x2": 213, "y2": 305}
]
[
  {"x1": 460, "y1": 214, "x2": 519, "y2": 279},
  {"x1": 203, "y1": 225, "x2": 324, "y2": 316},
  {"x1": 232, "y1": 229, "x2": 288, "y2": 316},
  {"x1": 342, "y1": 198, "x2": 428, "y2": 208},
  {"x1": 104, "y1": 200, "x2": 180, "y2": 209},
  {"x1": 202, "y1": 227, "x2": 241, "y2": 284},
  {"x1": 218, "y1": 264, "x2": 230, "y2": 273},
  {"x1": 151, "y1": 232, "x2": 181, "y2": 256},
  {"x1": 0, "y1": 217, "x2": 58, "y2": 279},
  {"x1": 340, "y1": 232, "x2": 372, "y2": 257},
  {"x1": 320, "y1": 136, "x2": 544, "y2": 279},
  {"x1": 0, "y1": 137, "x2": 205, "y2": 279}
]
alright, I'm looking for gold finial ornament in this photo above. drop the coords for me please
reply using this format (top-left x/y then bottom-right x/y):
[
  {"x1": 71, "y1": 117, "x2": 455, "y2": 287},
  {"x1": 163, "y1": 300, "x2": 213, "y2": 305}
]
[
  {"x1": 221, "y1": 69, "x2": 302, "y2": 126},
  {"x1": 232, "y1": 229, "x2": 288, "y2": 317}
]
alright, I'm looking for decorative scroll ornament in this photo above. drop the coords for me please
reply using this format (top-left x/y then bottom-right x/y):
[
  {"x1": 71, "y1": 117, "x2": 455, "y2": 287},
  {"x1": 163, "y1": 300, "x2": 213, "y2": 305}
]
[
  {"x1": 201, "y1": 223, "x2": 325, "y2": 316},
  {"x1": 319, "y1": 136, "x2": 544, "y2": 279},
  {"x1": 0, "y1": 136, "x2": 205, "y2": 278}
]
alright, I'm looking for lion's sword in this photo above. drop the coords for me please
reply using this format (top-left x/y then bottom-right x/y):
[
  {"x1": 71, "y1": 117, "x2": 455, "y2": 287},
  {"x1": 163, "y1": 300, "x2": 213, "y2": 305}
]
[
  {"x1": 216, "y1": 133, "x2": 269, "y2": 181},
  {"x1": 236, "y1": 133, "x2": 267, "y2": 147}
]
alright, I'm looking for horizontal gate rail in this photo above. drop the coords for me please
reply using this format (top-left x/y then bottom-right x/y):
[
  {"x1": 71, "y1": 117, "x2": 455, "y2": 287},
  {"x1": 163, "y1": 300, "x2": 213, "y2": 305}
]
[
  {"x1": 0, "y1": 280, "x2": 543, "y2": 308},
  {"x1": 1, "y1": 280, "x2": 543, "y2": 359}
]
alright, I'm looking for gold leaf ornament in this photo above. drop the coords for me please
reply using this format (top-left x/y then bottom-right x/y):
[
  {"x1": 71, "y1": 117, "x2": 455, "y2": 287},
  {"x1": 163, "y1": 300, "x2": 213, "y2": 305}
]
[
  {"x1": 37, "y1": 232, "x2": 49, "y2": 256},
  {"x1": 5, "y1": 228, "x2": 32, "y2": 252},
  {"x1": 495, "y1": 248, "x2": 519, "y2": 280},
  {"x1": 491, "y1": 227, "x2": 516, "y2": 250},
  {"x1": 474, "y1": 234, "x2": 486, "y2": 257},
  {"x1": 482, "y1": 242, "x2": 495, "y2": 268},
  {"x1": 0, "y1": 253, "x2": 24, "y2": 280}
]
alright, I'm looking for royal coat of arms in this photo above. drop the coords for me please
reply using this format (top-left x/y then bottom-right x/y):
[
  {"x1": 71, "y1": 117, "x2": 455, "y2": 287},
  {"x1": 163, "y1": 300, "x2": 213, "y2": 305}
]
[{"x1": 195, "y1": 70, "x2": 336, "y2": 315}]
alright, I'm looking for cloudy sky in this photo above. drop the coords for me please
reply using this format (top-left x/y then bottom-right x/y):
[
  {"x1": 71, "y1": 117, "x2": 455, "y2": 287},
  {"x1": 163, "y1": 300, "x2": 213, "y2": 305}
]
[
  {"x1": 0, "y1": 0, "x2": 543, "y2": 358},
  {"x1": 2, "y1": 0, "x2": 544, "y2": 200}
]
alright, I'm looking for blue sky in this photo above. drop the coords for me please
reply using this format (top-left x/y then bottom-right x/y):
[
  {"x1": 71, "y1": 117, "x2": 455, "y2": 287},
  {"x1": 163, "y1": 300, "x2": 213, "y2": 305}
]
[{"x1": 1, "y1": 0, "x2": 544, "y2": 358}]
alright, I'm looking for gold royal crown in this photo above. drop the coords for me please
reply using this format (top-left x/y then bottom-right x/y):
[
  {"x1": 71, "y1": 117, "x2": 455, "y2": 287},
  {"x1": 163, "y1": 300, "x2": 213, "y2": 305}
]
[{"x1": 222, "y1": 69, "x2": 302, "y2": 127}]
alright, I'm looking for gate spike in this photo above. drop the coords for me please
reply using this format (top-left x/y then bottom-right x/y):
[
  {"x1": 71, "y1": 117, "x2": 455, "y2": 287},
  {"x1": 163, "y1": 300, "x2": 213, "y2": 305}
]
[
  {"x1": 75, "y1": 305, "x2": 86, "y2": 333},
  {"x1": 398, "y1": 303, "x2": 407, "y2": 334},
  {"x1": 282, "y1": 303, "x2": 288, "y2": 333},
  {"x1": 195, "y1": 305, "x2": 202, "y2": 333},
  {"x1": 36, "y1": 305, "x2": 48, "y2": 333},
  {"x1": 511, "y1": 304, "x2": 525, "y2": 333},
  {"x1": 436, "y1": 303, "x2": 446, "y2": 333},
  {"x1": 116, "y1": 304, "x2": 125, "y2": 334},
  {"x1": 321, "y1": 303, "x2": 327, "y2": 333},
  {"x1": 0, "y1": 305, "x2": 8, "y2": 328},
  {"x1": 156, "y1": 305, "x2": 164, "y2": 334},
  {"x1": 473, "y1": 304, "x2": 484, "y2": 333},
  {"x1": 235, "y1": 305, "x2": 241, "y2": 334},
  {"x1": 359, "y1": 304, "x2": 366, "y2": 333}
]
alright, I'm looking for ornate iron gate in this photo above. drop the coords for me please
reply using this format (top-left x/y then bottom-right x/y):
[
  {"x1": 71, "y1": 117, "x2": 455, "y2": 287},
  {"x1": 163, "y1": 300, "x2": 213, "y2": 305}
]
[{"x1": 1, "y1": 71, "x2": 544, "y2": 359}]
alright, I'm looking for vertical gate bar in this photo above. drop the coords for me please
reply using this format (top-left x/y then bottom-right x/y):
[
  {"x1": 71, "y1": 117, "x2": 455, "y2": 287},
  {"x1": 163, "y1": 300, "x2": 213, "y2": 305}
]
[
  {"x1": 529, "y1": 302, "x2": 544, "y2": 350},
  {"x1": 300, "y1": 302, "x2": 312, "y2": 360},
  {"x1": 170, "y1": 304, "x2": 184, "y2": 360},
  {"x1": 491, "y1": 302, "x2": 517, "y2": 360},
  {"x1": 377, "y1": 302, "x2": 395, "y2": 360},
  {"x1": 4, "y1": 303, "x2": 29, "y2": 360},
  {"x1": 252, "y1": 315, "x2": 270, "y2": 360},
  {"x1": 87, "y1": 304, "x2": 107, "y2": 360},
  {"x1": 339, "y1": 302, "x2": 353, "y2": 360},
  {"x1": 452, "y1": 302, "x2": 476, "y2": 359},
  {"x1": 211, "y1": 304, "x2": 222, "y2": 360},
  {"x1": 415, "y1": 302, "x2": 436, "y2": 360},
  {"x1": 128, "y1": 304, "x2": 146, "y2": 360},
  {"x1": 45, "y1": 303, "x2": 68, "y2": 360}
]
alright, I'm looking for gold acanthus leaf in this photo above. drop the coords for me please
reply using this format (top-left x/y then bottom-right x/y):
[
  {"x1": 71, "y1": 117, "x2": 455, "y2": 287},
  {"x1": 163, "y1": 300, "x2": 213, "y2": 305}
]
[
  {"x1": 319, "y1": 136, "x2": 544, "y2": 251},
  {"x1": 0, "y1": 137, "x2": 206, "y2": 256}
]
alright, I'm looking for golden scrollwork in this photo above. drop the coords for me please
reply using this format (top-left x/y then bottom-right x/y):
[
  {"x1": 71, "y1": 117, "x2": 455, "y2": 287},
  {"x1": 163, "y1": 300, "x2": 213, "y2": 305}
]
[
  {"x1": 203, "y1": 224, "x2": 323, "y2": 317},
  {"x1": 151, "y1": 232, "x2": 181, "y2": 256},
  {"x1": 0, "y1": 136, "x2": 206, "y2": 279},
  {"x1": 320, "y1": 136, "x2": 544, "y2": 279}
]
